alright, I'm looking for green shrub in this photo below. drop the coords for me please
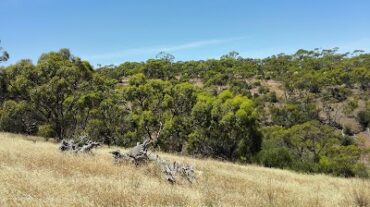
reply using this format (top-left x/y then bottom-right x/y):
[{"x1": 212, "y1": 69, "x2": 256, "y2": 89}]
[
  {"x1": 341, "y1": 135, "x2": 355, "y2": 146},
  {"x1": 258, "y1": 86, "x2": 269, "y2": 94},
  {"x1": 291, "y1": 158, "x2": 320, "y2": 173},
  {"x1": 269, "y1": 92, "x2": 278, "y2": 103},
  {"x1": 271, "y1": 103, "x2": 318, "y2": 127},
  {"x1": 357, "y1": 110, "x2": 370, "y2": 128},
  {"x1": 319, "y1": 145, "x2": 368, "y2": 177},
  {"x1": 37, "y1": 124, "x2": 55, "y2": 139},
  {"x1": 258, "y1": 147, "x2": 293, "y2": 168},
  {"x1": 254, "y1": 81, "x2": 261, "y2": 86},
  {"x1": 0, "y1": 100, "x2": 34, "y2": 133}
]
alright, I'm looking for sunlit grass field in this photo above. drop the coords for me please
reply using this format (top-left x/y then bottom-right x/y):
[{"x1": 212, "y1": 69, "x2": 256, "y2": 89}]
[{"x1": 0, "y1": 132, "x2": 369, "y2": 207}]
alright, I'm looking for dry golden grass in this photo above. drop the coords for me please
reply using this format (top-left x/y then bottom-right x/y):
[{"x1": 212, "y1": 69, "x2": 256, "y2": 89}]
[{"x1": 0, "y1": 132, "x2": 369, "y2": 207}]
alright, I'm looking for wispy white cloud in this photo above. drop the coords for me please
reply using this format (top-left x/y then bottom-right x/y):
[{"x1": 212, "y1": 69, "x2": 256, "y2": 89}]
[{"x1": 86, "y1": 36, "x2": 246, "y2": 60}]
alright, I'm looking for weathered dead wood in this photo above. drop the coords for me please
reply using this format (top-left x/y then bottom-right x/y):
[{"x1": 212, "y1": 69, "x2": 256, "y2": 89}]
[
  {"x1": 59, "y1": 136, "x2": 101, "y2": 153},
  {"x1": 156, "y1": 159, "x2": 195, "y2": 184},
  {"x1": 110, "y1": 138, "x2": 195, "y2": 184}
]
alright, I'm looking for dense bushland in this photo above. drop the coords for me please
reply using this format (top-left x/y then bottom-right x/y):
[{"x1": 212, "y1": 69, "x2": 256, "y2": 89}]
[{"x1": 1, "y1": 48, "x2": 369, "y2": 177}]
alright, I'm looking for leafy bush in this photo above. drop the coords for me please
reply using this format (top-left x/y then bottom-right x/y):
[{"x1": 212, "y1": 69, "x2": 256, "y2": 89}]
[
  {"x1": 0, "y1": 100, "x2": 36, "y2": 134},
  {"x1": 268, "y1": 92, "x2": 278, "y2": 103},
  {"x1": 37, "y1": 124, "x2": 55, "y2": 139},
  {"x1": 357, "y1": 110, "x2": 370, "y2": 128},
  {"x1": 259, "y1": 121, "x2": 368, "y2": 177},
  {"x1": 258, "y1": 147, "x2": 292, "y2": 168},
  {"x1": 271, "y1": 103, "x2": 318, "y2": 127},
  {"x1": 188, "y1": 90, "x2": 262, "y2": 161},
  {"x1": 319, "y1": 145, "x2": 368, "y2": 177}
]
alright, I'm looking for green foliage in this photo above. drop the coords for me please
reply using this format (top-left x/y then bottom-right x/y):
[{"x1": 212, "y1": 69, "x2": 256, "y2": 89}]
[
  {"x1": 143, "y1": 59, "x2": 174, "y2": 79},
  {"x1": 159, "y1": 82, "x2": 198, "y2": 151},
  {"x1": 188, "y1": 90, "x2": 261, "y2": 161},
  {"x1": 268, "y1": 92, "x2": 278, "y2": 103},
  {"x1": 37, "y1": 124, "x2": 55, "y2": 138},
  {"x1": 0, "y1": 70, "x2": 8, "y2": 104},
  {"x1": 343, "y1": 97, "x2": 358, "y2": 115},
  {"x1": 204, "y1": 72, "x2": 230, "y2": 86},
  {"x1": 0, "y1": 100, "x2": 24, "y2": 133},
  {"x1": 156, "y1": 51, "x2": 175, "y2": 62},
  {"x1": 330, "y1": 86, "x2": 351, "y2": 101},
  {"x1": 319, "y1": 145, "x2": 367, "y2": 177},
  {"x1": 86, "y1": 95, "x2": 125, "y2": 145},
  {"x1": 352, "y1": 67, "x2": 370, "y2": 90},
  {"x1": 0, "y1": 100, "x2": 36, "y2": 134},
  {"x1": 271, "y1": 103, "x2": 318, "y2": 127},
  {"x1": 1, "y1": 48, "x2": 369, "y2": 177},
  {"x1": 259, "y1": 122, "x2": 367, "y2": 177},
  {"x1": 220, "y1": 51, "x2": 241, "y2": 60},
  {"x1": 2, "y1": 49, "x2": 97, "y2": 140},
  {"x1": 357, "y1": 103, "x2": 370, "y2": 128},
  {"x1": 121, "y1": 75, "x2": 199, "y2": 150},
  {"x1": 0, "y1": 41, "x2": 9, "y2": 62},
  {"x1": 258, "y1": 146, "x2": 293, "y2": 168},
  {"x1": 357, "y1": 111, "x2": 370, "y2": 128}
]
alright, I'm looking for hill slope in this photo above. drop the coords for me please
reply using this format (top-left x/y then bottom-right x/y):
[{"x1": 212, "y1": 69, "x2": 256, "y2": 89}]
[{"x1": 0, "y1": 133, "x2": 369, "y2": 207}]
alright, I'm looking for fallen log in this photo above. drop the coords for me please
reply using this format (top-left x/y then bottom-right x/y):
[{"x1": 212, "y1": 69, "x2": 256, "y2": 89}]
[
  {"x1": 110, "y1": 139, "x2": 195, "y2": 184},
  {"x1": 59, "y1": 136, "x2": 101, "y2": 153}
]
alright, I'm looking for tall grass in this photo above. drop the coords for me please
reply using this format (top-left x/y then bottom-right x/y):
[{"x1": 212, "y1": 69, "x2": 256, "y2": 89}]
[{"x1": 0, "y1": 132, "x2": 369, "y2": 207}]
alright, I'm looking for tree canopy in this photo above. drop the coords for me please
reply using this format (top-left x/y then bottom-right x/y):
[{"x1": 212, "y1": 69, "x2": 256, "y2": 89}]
[{"x1": 1, "y1": 48, "x2": 369, "y2": 177}]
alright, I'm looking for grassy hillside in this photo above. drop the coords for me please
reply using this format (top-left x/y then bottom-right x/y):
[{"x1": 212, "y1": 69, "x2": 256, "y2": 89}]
[
  {"x1": 2, "y1": 49, "x2": 370, "y2": 177},
  {"x1": 0, "y1": 133, "x2": 369, "y2": 207}
]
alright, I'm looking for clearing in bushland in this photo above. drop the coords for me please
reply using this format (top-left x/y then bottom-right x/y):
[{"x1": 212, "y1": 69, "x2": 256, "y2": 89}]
[{"x1": 0, "y1": 132, "x2": 369, "y2": 207}]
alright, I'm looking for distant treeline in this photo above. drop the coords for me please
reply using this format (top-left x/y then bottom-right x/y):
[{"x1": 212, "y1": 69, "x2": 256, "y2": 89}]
[{"x1": 1, "y1": 48, "x2": 369, "y2": 177}]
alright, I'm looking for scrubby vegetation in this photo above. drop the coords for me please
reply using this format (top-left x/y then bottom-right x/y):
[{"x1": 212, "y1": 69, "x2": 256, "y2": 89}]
[{"x1": 1, "y1": 48, "x2": 370, "y2": 177}]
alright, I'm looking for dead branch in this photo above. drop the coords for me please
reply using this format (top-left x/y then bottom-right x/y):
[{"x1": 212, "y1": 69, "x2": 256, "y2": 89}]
[{"x1": 110, "y1": 138, "x2": 195, "y2": 184}]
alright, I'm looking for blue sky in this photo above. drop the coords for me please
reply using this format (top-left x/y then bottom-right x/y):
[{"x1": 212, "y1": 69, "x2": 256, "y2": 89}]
[{"x1": 1, "y1": 0, "x2": 370, "y2": 67}]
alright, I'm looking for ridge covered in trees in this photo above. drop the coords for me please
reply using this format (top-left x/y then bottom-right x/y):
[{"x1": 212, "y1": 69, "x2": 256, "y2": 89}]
[{"x1": 1, "y1": 48, "x2": 369, "y2": 177}]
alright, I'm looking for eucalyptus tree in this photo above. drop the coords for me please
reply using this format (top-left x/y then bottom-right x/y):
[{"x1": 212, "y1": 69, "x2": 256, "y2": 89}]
[
  {"x1": 3, "y1": 49, "x2": 95, "y2": 139},
  {"x1": 189, "y1": 90, "x2": 262, "y2": 161},
  {"x1": 0, "y1": 41, "x2": 9, "y2": 62}
]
